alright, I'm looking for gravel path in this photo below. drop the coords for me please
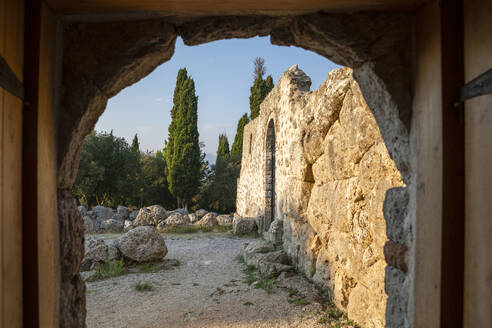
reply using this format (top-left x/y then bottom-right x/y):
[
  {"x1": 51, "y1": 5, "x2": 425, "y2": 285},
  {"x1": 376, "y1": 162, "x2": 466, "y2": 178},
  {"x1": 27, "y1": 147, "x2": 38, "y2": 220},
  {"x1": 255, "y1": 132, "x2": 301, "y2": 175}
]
[{"x1": 86, "y1": 233, "x2": 330, "y2": 328}]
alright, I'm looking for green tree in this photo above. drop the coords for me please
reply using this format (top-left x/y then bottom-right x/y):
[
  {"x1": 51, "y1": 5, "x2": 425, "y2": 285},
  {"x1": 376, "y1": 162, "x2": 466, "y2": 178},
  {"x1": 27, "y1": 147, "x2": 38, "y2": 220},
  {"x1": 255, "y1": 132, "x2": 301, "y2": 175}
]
[
  {"x1": 136, "y1": 151, "x2": 175, "y2": 208},
  {"x1": 197, "y1": 134, "x2": 239, "y2": 213},
  {"x1": 249, "y1": 58, "x2": 275, "y2": 120},
  {"x1": 131, "y1": 134, "x2": 140, "y2": 152},
  {"x1": 73, "y1": 131, "x2": 137, "y2": 207},
  {"x1": 265, "y1": 75, "x2": 274, "y2": 93},
  {"x1": 231, "y1": 113, "x2": 249, "y2": 157},
  {"x1": 164, "y1": 70, "x2": 201, "y2": 208},
  {"x1": 216, "y1": 134, "x2": 230, "y2": 164}
]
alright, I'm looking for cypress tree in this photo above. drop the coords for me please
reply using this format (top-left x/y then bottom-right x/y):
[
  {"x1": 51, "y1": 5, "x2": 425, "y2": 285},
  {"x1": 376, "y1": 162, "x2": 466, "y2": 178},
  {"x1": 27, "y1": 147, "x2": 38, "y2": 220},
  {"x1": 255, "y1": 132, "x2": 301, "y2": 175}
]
[
  {"x1": 216, "y1": 134, "x2": 230, "y2": 165},
  {"x1": 231, "y1": 113, "x2": 249, "y2": 157},
  {"x1": 265, "y1": 75, "x2": 274, "y2": 93},
  {"x1": 165, "y1": 68, "x2": 189, "y2": 171},
  {"x1": 165, "y1": 73, "x2": 201, "y2": 208},
  {"x1": 131, "y1": 134, "x2": 140, "y2": 152},
  {"x1": 249, "y1": 60, "x2": 275, "y2": 120}
]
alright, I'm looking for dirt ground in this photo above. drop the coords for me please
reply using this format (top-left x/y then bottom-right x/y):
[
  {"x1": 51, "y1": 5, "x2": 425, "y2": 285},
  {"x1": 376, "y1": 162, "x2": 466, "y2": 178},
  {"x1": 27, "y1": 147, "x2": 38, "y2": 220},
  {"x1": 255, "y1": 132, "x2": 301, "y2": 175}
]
[{"x1": 85, "y1": 233, "x2": 344, "y2": 328}]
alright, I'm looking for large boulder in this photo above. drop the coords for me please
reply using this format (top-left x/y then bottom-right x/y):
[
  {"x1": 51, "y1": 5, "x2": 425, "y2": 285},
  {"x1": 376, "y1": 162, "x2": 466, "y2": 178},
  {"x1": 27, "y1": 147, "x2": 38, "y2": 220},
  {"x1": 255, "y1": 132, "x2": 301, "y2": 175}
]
[
  {"x1": 216, "y1": 214, "x2": 233, "y2": 227},
  {"x1": 188, "y1": 213, "x2": 199, "y2": 223},
  {"x1": 83, "y1": 216, "x2": 96, "y2": 233},
  {"x1": 92, "y1": 205, "x2": 114, "y2": 220},
  {"x1": 81, "y1": 238, "x2": 121, "y2": 271},
  {"x1": 78, "y1": 206, "x2": 88, "y2": 217},
  {"x1": 197, "y1": 213, "x2": 218, "y2": 227},
  {"x1": 118, "y1": 226, "x2": 168, "y2": 262},
  {"x1": 242, "y1": 240, "x2": 292, "y2": 278},
  {"x1": 133, "y1": 208, "x2": 157, "y2": 227},
  {"x1": 195, "y1": 209, "x2": 208, "y2": 219},
  {"x1": 101, "y1": 219, "x2": 124, "y2": 232},
  {"x1": 116, "y1": 206, "x2": 130, "y2": 220},
  {"x1": 170, "y1": 208, "x2": 188, "y2": 216},
  {"x1": 147, "y1": 205, "x2": 168, "y2": 221},
  {"x1": 165, "y1": 213, "x2": 189, "y2": 226},
  {"x1": 134, "y1": 205, "x2": 169, "y2": 227},
  {"x1": 129, "y1": 210, "x2": 139, "y2": 221},
  {"x1": 124, "y1": 220, "x2": 134, "y2": 232},
  {"x1": 233, "y1": 217, "x2": 257, "y2": 235}
]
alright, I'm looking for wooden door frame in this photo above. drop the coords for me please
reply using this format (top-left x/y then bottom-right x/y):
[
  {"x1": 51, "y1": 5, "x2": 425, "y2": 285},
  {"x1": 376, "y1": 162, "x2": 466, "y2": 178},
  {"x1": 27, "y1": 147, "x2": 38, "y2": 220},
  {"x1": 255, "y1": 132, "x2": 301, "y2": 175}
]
[
  {"x1": 22, "y1": 0, "x2": 41, "y2": 327},
  {"x1": 440, "y1": 0, "x2": 465, "y2": 327}
]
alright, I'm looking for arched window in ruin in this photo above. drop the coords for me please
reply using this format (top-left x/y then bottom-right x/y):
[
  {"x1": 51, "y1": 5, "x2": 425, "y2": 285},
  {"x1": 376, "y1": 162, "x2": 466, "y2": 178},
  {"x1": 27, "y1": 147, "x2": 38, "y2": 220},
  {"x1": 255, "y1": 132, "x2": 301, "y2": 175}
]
[{"x1": 264, "y1": 119, "x2": 276, "y2": 232}]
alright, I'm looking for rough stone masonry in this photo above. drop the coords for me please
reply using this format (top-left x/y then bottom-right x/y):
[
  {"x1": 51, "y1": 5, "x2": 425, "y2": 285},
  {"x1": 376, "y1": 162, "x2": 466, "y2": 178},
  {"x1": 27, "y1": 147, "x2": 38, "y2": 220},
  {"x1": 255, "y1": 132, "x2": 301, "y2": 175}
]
[{"x1": 236, "y1": 66, "x2": 404, "y2": 328}]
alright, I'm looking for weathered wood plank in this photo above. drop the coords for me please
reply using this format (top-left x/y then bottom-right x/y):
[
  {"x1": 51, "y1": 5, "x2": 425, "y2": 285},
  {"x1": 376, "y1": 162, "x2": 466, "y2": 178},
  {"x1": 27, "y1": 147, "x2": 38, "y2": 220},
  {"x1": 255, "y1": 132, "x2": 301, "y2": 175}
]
[
  {"x1": 1, "y1": 0, "x2": 24, "y2": 327},
  {"x1": 37, "y1": 3, "x2": 58, "y2": 327}
]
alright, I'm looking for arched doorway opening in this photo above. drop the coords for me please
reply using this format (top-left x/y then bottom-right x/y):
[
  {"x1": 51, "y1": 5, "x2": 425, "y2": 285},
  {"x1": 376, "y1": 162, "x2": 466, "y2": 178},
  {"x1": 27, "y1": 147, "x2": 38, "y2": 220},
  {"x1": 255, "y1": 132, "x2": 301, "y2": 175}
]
[
  {"x1": 264, "y1": 119, "x2": 276, "y2": 233},
  {"x1": 55, "y1": 13, "x2": 415, "y2": 328}
]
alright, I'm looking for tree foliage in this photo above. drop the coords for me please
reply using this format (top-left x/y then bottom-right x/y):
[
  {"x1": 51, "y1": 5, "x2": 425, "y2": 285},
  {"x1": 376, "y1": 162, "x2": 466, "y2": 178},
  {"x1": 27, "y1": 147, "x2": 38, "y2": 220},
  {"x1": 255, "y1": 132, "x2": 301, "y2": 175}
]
[
  {"x1": 197, "y1": 134, "x2": 239, "y2": 214},
  {"x1": 73, "y1": 131, "x2": 175, "y2": 209},
  {"x1": 249, "y1": 58, "x2": 274, "y2": 120},
  {"x1": 231, "y1": 113, "x2": 249, "y2": 157},
  {"x1": 164, "y1": 68, "x2": 201, "y2": 208}
]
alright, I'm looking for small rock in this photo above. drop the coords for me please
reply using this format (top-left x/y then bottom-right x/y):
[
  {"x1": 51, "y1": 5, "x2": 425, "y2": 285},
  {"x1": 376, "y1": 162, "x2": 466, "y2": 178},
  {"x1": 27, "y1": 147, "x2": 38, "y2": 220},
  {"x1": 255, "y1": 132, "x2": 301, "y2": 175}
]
[
  {"x1": 80, "y1": 270, "x2": 97, "y2": 281},
  {"x1": 117, "y1": 206, "x2": 130, "y2": 220},
  {"x1": 216, "y1": 214, "x2": 233, "y2": 227},
  {"x1": 118, "y1": 226, "x2": 168, "y2": 262},
  {"x1": 233, "y1": 217, "x2": 257, "y2": 235},
  {"x1": 195, "y1": 209, "x2": 208, "y2": 219},
  {"x1": 103, "y1": 219, "x2": 124, "y2": 232},
  {"x1": 197, "y1": 213, "x2": 218, "y2": 227},
  {"x1": 165, "y1": 213, "x2": 189, "y2": 226},
  {"x1": 78, "y1": 205, "x2": 88, "y2": 216}
]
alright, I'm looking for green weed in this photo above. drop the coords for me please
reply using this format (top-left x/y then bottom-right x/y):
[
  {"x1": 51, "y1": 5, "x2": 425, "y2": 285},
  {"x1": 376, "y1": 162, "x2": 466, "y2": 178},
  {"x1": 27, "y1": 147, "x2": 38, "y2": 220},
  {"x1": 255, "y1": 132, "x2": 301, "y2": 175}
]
[{"x1": 134, "y1": 281, "x2": 153, "y2": 292}]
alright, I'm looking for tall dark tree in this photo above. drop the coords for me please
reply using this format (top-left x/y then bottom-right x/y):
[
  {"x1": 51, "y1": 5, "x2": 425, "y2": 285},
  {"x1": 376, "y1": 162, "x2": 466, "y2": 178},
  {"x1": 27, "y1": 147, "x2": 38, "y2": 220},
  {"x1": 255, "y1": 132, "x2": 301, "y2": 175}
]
[
  {"x1": 216, "y1": 134, "x2": 230, "y2": 164},
  {"x1": 231, "y1": 113, "x2": 249, "y2": 158},
  {"x1": 165, "y1": 68, "x2": 189, "y2": 174},
  {"x1": 131, "y1": 134, "x2": 140, "y2": 152},
  {"x1": 265, "y1": 75, "x2": 274, "y2": 93},
  {"x1": 249, "y1": 58, "x2": 275, "y2": 120},
  {"x1": 164, "y1": 70, "x2": 201, "y2": 208},
  {"x1": 197, "y1": 134, "x2": 239, "y2": 214}
]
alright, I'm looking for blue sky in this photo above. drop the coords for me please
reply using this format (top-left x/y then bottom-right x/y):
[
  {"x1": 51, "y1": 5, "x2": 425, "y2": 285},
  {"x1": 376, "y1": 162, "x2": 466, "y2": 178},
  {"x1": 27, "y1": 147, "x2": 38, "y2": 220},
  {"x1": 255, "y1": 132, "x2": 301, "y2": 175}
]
[{"x1": 95, "y1": 36, "x2": 340, "y2": 161}]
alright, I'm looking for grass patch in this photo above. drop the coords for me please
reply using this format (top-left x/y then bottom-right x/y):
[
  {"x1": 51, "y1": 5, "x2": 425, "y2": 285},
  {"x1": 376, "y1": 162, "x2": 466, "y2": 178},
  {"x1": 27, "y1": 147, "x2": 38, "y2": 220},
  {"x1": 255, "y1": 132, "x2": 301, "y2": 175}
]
[
  {"x1": 253, "y1": 278, "x2": 276, "y2": 293},
  {"x1": 235, "y1": 254, "x2": 245, "y2": 264},
  {"x1": 86, "y1": 288, "x2": 99, "y2": 295},
  {"x1": 134, "y1": 281, "x2": 153, "y2": 292},
  {"x1": 288, "y1": 289, "x2": 298, "y2": 297},
  {"x1": 137, "y1": 262, "x2": 162, "y2": 273},
  {"x1": 91, "y1": 259, "x2": 125, "y2": 281},
  {"x1": 289, "y1": 297, "x2": 310, "y2": 306},
  {"x1": 243, "y1": 301, "x2": 253, "y2": 306},
  {"x1": 160, "y1": 225, "x2": 230, "y2": 234},
  {"x1": 242, "y1": 264, "x2": 256, "y2": 285}
]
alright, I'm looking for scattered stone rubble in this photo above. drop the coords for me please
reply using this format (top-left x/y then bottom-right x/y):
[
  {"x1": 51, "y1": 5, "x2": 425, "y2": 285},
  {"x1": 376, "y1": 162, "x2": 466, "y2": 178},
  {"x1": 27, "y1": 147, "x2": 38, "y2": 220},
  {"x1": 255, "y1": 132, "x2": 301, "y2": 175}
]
[{"x1": 78, "y1": 204, "x2": 255, "y2": 235}]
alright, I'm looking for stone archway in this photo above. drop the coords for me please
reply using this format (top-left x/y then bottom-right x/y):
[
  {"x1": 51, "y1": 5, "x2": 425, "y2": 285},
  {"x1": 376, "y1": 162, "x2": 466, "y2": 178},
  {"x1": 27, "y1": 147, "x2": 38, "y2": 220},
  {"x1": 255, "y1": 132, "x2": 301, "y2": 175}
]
[
  {"x1": 56, "y1": 13, "x2": 414, "y2": 327},
  {"x1": 263, "y1": 119, "x2": 276, "y2": 233}
]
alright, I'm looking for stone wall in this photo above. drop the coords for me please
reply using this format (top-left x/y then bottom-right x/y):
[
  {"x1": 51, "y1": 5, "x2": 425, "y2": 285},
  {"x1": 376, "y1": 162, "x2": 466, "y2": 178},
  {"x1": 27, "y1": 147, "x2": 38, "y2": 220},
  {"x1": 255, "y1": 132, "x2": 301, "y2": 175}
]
[{"x1": 236, "y1": 66, "x2": 404, "y2": 327}]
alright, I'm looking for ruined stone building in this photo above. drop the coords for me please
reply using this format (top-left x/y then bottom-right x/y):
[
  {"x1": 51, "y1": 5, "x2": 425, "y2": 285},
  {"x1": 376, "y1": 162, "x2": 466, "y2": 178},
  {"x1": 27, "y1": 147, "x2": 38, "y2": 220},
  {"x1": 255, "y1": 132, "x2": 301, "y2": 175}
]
[{"x1": 237, "y1": 66, "x2": 405, "y2": 327}]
